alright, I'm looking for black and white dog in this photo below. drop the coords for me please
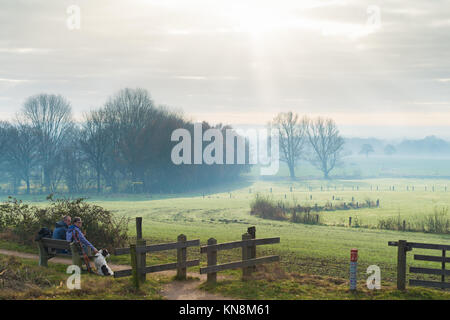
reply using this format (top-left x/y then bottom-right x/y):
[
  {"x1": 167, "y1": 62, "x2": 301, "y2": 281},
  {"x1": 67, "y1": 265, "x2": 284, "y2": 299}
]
[{"x1": 94, "y1": 249, "x2": 114, "y2": 276}]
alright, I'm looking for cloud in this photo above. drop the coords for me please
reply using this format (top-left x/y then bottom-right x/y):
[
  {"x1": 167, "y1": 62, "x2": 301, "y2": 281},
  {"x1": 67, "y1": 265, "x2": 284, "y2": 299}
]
[{"x1": 0, "y1": 0, "x2": 449, "y2": 138}]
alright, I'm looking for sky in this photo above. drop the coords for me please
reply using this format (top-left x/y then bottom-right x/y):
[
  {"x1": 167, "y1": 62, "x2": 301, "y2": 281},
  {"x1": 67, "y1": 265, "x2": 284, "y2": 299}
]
[{"x1": 1, "y1": 0, "x2": 450, "y2": 139}]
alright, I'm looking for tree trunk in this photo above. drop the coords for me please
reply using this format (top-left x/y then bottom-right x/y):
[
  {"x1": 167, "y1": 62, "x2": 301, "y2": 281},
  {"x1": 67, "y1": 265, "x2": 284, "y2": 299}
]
[
  {"x1": 96, "y1": 167, "x2": 101, "y2": 193},
  {"x1": 288, "y1": 164, "x2": 296, "y2": 180},
  {"x1": 26, "y1": 178, "x2": 30, "y2": 195}
]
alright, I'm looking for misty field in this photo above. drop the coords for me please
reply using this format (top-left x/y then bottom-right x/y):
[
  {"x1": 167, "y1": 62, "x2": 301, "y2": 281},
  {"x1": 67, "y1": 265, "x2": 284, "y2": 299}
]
[
  {"x1": 1, "y1": 176, "x2": 449, "y2": 299},
  {"x1": 8, "y1": 177, "x2": 448, "y2": 285}
]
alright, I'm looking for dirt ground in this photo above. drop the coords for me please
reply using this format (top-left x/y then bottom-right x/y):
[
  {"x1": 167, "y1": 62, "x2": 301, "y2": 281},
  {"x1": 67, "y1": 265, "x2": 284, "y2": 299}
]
[{"x1": 0, "y1": 249, "x2": 234, "y2": 300}]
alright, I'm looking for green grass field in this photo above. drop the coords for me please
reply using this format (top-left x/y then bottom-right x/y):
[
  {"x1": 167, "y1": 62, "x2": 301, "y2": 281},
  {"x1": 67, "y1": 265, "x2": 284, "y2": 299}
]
[{"x1": 1, "y1": 177, "x2": 449, "y2": 298}]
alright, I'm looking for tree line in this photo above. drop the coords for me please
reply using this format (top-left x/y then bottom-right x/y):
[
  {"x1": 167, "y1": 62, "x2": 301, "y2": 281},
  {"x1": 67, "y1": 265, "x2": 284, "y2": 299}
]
[
  {"x1": 0, "y1": 88, "x2": 248, "y2": 194},
  {"x1": 0, "y1": 89, "x2": 346, "y2": 194}
]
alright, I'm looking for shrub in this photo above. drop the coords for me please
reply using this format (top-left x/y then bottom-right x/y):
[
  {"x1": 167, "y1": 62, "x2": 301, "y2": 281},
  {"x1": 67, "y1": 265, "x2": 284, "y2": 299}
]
[
  {"x1": 377, "y1": 207, "x2": 449, "y2": 234},
  {"x1": 0, "y1": 195, "x2": 130, "y2": 250},
  {"x1": 250, "y1": 194, "x2": 286, "y2": 220},
  {"x1": 290, "y1": 210, "x2": 321, "y2": 225},
  {"x1": 377, "y1": 214, "x2": 403, "y2": 231}
]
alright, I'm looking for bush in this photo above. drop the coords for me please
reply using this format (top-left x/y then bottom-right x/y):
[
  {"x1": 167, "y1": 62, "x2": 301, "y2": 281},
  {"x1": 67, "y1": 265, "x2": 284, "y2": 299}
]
[
  {"x1": 377, "y1": 207, "x2": 449, "y2": 234},
  {"x1": 0, "y1": 195, "x2": 130, "y2": 250},
  {"x1": 290, "y1": 209, "x2": 321, "y2": 225},
  {"x1": 250, "y1": 194, "x2": 286, "y2": 221},
  {"x1": 250, "y1": 194, "x2": 321, "y2": 225}
]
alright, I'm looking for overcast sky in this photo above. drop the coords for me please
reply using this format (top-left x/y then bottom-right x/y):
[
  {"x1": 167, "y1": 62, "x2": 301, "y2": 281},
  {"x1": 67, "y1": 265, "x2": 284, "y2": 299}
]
[{"x1": 1, "y1": 0, "x2": 450, "y2": 139}]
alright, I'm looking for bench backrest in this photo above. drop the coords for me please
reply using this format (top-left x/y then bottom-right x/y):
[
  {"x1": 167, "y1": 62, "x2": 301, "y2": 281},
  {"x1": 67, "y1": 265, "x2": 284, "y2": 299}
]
[{"x1": 40, "y1": 238, "x2": 71, "y2": 250}]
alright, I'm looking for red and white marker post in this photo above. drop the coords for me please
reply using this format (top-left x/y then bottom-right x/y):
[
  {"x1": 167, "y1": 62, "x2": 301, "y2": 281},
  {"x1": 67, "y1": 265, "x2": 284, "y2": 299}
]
[{"x1": 350, "y1": 248, "x2": 358, "y2": 291}]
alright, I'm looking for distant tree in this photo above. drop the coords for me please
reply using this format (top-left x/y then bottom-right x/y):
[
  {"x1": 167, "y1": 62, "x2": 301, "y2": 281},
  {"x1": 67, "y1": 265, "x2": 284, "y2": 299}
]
[
  {"x1": 384, "y1": 144, "x2": 396, "y2": 156},
  {"x1": 103, "y1": 88, "x2": 159, "y2": 193},
  {"x1": 271, "y1": 112, "x2": 308, "y2": 179},
  {"x1": 306, "y1": 117, "x2": 344, "y2": 179},
  {"x1": 61, "y1": 126, "x2": 90, "y2": 193},
  {"x1": 359, "y1": 144, "x2": 374, "y2": 157},
  {"x1": 20, "y1": 94, "x2": 74, "y2": 192},
  {"x1": 0, "y1": 121, "x2": 9, "y2": 153},
  {"x1": 3, "y1": 123, "x2": 39, "y2": 194},
  {"x1": 80, "y1": 110, "x2": 110, "y2": 193}
]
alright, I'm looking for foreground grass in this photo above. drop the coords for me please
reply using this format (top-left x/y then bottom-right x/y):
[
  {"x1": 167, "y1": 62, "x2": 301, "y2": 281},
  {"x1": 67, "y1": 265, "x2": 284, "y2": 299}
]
[
  {"x1": 200, "y1": 264, "x2": 450, "y2": 300},
  {"x1": 0, "y1": 254, "x2": 164, "y2": 300}
]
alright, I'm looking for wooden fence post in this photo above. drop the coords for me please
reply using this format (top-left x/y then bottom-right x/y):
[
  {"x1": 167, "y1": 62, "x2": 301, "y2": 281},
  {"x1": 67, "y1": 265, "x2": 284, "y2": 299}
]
[
  {"x1": 207, "y1": 238, "x2": 217, "y2": 284},
  {"x1": 137, "y1": 239, "x2": 146, "y2": 283},
  {"x1": 397, "y1": 240, "x2": 407, "y2": 290},
  {"x1": 130, "y1": 244, "x2": 139, "y2": 289},
  {"x1": 177, "y1": 234, "x2": 187, "y2": 280},
  {"x1": 242, "y1": 233, "x2": 252, "y2": 280},
  {"x1": 442, "y1": 249, "x2": 446, "y2": 284},
  {"x1": 248, "y1": 226, "x2": 256, "y2": 271},
  {"x1": 136, "y1": 217, "x2": 146, "y2": 283},
  {"x1": 136, "y1": 217, "x2": 142, "y2": 240}
]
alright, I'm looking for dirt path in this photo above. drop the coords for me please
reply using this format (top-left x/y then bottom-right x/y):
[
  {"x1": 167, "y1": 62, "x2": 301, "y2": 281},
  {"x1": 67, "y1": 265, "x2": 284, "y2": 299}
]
[{"x1": 0, "y1": 249, "x2": 234, "y2": 300}]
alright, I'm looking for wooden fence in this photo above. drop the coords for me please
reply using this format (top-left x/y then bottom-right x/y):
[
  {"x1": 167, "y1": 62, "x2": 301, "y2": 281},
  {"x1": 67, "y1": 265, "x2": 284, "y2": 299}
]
[
  {"x1": 113, "y1": 217, "x2": 199, "y2": 288},
  {"x1": 114, "y1": 234, "x2": 200, "y2": 288},
  {"x1": 113, "y1": 219, "x2": 280, "y2": 288},
  {"x1": 389, "y1": 240, "x2": 449, "y2": 290},
  {"x1": 200, "y1": 226, "x2": 280, "y2": 283}
]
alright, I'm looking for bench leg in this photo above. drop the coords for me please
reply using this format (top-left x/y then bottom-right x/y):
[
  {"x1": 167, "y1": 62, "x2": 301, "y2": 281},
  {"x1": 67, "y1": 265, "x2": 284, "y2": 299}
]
[
  {"x1": 37, "y1": 241, "x2": 48, "y2": 267},
  {"x1": 70, "y1": 242, "x2": 83, "y2": 269}
]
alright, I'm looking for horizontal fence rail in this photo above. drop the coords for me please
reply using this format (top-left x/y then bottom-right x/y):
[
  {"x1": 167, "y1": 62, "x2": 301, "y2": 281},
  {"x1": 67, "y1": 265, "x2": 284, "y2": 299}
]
[
  {"x1": 115, "y1": 239, "x2": 200, "y2": 255},
  {"x1": 201, "y1": 227, "x2": 280, "y2": 283},
  {"x1": 389, "y1": 240, "x2": 449, "y2": 290},
  {"x1": 388, "y1": 241, "x2": 450, "y2": 251},
  {"x1": 409, "y1": 280, "x2": 450, "y2": 289},
  {"x1": 114, "y1": 260, "x2": 201, "y2": 279},
  {"x1": 114, "y1": 231, "x2": 199, "y2": 288},
  {"x1": 413, "y1": 254, "x2": 450, "y2": 263},
  {"x1": 200, "y1": 255, "x2": 279, "y2": 274}
]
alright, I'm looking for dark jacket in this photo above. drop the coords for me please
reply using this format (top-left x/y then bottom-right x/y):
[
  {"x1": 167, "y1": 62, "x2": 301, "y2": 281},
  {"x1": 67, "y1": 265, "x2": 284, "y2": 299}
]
[{"x1": 52, "y1": 220, "x2": 68, "y2": 240}]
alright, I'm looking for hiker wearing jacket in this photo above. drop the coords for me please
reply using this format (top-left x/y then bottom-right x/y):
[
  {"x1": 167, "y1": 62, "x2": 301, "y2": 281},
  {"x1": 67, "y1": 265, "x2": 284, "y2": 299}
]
[
  {"x1": 66, "y1": 217, "x2": 98, "y2": 255},
  {"x1": 52, "y1": 215, "x2": 71, "y2": 240}
]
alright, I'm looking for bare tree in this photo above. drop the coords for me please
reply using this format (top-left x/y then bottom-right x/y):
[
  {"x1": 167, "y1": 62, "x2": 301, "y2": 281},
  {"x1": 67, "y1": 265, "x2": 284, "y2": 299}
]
[
  {"x1": 20, "y1": 94, "x2": 73, "y2": 192},
  {"x1": 306, "y1": 117, "x2": 344, "y2": 179},
  {"x1": 0, "y1": 121, "x2": 9, "y2": 152},
  {"x1": 61, "y1": 125, "x2": 91, "y2": 193},
  {"x1": 3, "y1": 123, "x2": 39, "y2": 194},
  {"x1": 103, "y1": 88, "x2": 159, "y2": 192},
  {"x1": 272, "y1": 112, "x2": 308, "y2": 179},
  {"x1": 80, "y1": 109, "x2": 110, "y2": 193}
]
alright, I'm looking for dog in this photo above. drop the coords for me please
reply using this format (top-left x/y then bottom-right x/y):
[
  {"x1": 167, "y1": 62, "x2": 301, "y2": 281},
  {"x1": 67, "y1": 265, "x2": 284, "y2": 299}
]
[{"x1": 93, "y1": 249, "x2": 114, "y2": 276}]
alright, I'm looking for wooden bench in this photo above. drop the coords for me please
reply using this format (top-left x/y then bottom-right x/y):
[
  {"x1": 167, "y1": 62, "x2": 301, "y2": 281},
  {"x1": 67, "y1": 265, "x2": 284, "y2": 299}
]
[{"x1": 36, "y1": 238, "x2": 95, "y2": 269}]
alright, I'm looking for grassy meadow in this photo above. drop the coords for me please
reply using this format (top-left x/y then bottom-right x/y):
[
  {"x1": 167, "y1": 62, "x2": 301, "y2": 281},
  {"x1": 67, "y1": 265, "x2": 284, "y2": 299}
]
[
  {"x1": 5, "y1": 177, "x2": 448, "y2": 283},
  {"x1": 1, "y1": 156, "x2": 449, "y2": 298}
]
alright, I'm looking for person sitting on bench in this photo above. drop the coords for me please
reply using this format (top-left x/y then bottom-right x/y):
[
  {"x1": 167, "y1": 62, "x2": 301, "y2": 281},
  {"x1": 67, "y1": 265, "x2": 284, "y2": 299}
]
[
  {"x1": 53, "y1": 215, "x2": 71, "y2": 240},
  {"x1": 66, "y1": 217, "x2": 98, "y2": 255},
  {"x1": 48, "y1": 215, "x2": 71, "y2": 254}
]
